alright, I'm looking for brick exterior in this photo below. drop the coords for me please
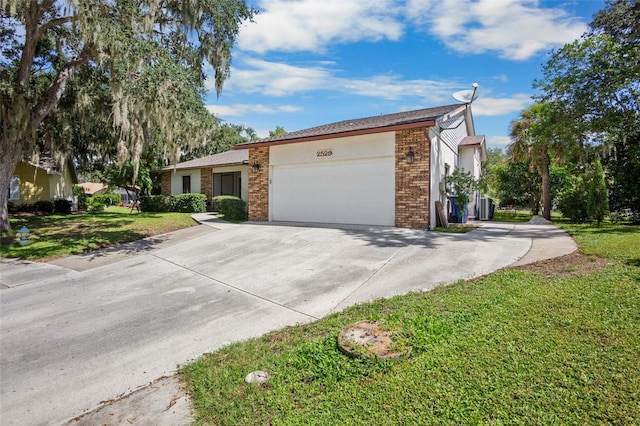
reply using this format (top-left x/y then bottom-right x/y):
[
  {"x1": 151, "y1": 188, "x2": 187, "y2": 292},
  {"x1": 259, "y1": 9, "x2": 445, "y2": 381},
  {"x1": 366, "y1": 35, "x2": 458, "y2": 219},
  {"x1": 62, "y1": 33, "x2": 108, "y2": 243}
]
[
  {"x1": 200, "y1": 167, "x2": 213, "y2": 209},
  {"x1": 248, "y1": 147, "x2": 269, "y2": 221},
  {"x1": 395, "y1": 128, "x2": 431, "y2": 229},
  {"x1": 160, "y1": 172, "x2": 171, "y2": 196}
]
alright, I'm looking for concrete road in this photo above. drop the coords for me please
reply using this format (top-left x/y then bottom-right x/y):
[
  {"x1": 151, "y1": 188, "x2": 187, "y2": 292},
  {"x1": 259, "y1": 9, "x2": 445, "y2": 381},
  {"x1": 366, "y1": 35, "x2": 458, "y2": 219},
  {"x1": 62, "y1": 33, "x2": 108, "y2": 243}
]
[{"x1": 0, "y1": 221, "x2": 557, "y2": 425}]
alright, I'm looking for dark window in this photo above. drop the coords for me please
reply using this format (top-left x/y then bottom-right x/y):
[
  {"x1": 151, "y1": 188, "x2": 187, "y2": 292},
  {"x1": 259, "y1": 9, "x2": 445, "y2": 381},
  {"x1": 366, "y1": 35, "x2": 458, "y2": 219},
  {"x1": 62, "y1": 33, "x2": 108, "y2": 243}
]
[{"x1": 182, "y1": 175, "x2": 191, "y2": 194}]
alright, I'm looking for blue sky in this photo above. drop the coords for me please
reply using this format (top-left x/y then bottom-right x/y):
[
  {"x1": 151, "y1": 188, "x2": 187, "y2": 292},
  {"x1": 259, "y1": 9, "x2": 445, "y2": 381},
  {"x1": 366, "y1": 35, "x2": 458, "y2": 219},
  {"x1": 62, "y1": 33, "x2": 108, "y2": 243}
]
[{"x1": 203, "y1": 0, "x2": 605, "y2": 150}]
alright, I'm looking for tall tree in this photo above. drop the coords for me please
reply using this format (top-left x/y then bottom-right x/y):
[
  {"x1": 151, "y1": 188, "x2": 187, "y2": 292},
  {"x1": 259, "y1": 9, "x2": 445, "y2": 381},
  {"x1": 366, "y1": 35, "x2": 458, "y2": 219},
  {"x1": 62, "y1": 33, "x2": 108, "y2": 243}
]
[
  {"x1": 269, "y1": 126, "x2": 287, "y2": 137},
  {"x1": 0, "y1": 0, "x2": 255, "y2": 232},
  {"x1": 508, "y1": 104, "x2": 553, "y2": 219},
  {"x1": 534, "y1": 0, "x2": 639, "y2": 214},
  {"x1": 180, "y1": 123, "x2": 258, "y2": 162}
]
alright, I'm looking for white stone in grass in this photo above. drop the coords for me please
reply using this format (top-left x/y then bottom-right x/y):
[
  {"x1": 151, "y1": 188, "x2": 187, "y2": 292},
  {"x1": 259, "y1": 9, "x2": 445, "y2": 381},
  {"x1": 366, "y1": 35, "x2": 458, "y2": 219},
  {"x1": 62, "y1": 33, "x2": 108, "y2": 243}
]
[{"x1": 245, "y1": 370, "x2": 269, "y2": 384}]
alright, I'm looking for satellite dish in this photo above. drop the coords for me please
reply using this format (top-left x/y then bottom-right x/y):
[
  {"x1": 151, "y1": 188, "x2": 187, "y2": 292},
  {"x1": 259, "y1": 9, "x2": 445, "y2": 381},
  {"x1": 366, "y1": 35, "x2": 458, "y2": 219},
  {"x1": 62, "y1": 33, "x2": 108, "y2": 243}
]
[{"x1": 452, "y1": 83, "x2": 479, "y2": 103}]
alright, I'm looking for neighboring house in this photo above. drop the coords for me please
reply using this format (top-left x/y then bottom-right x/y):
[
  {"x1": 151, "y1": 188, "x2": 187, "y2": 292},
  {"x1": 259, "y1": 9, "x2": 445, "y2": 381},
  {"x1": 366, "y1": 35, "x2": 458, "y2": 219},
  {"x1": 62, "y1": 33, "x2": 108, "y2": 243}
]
[
  {"x1": 156, "y1": 149, "x2": 250, "y2": 209},
  {"x1": 10, "y1": 157, "x2": 78, "y2": 206},
  {"x1": 234, "y1": 104, "x2": 486, "y2": 229},
  {"x1": 79, "y1": 182, "x2": 107, "y2": 196},
  {"x1": 80, "y1": 183, "x2": 135, "y2": 205}
]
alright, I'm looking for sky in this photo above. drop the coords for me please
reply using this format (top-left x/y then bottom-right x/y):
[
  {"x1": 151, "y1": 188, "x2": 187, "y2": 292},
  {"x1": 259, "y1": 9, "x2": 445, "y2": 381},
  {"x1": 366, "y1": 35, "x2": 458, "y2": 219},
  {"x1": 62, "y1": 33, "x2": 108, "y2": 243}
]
[{"x1": 203, "y1": 0, "x2": 606, "y2": 150}]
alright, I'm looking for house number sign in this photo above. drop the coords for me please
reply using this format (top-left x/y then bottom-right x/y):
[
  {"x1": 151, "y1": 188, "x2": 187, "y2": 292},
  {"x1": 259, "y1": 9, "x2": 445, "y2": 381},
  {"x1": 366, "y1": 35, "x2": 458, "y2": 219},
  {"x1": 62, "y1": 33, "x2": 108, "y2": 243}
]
[{"x1": 316, "y1": 149, "x2": 333, "y2": 157}]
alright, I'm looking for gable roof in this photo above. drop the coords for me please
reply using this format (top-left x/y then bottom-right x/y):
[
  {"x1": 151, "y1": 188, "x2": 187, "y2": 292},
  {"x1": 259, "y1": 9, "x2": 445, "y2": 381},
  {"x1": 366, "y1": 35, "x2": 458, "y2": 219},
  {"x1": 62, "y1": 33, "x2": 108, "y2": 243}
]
[
  {"x1": 159, "y1": 149, "x2": 249, "y2": 171},
  {"x1": 459, "y1": 135, "x2": 488, "y2": 161},
  {"x1": 80, "y1": 182, "x2": 108, "y2": 194},
  {"x1": 234, "y1": 104, "x2": 466, "y2": 149},
  {"x1": 22, "y1": 156, "x2": 79, "y2": 184}
]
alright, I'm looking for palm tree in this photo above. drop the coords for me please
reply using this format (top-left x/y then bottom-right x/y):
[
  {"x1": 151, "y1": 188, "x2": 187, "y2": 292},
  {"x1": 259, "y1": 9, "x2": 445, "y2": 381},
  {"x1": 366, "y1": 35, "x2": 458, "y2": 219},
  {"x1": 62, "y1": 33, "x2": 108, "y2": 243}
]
[{"x1": 508, "y1": 103, "x2": 566, "y2": 220}]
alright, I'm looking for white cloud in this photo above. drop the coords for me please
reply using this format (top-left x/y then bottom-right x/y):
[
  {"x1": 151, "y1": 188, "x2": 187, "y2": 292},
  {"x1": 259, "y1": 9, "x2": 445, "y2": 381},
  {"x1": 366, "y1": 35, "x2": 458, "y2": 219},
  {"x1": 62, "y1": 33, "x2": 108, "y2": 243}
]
[
  {"x1": 238, "y1": 0, "x2": 403, "y2": 53},
  {"x1": 225, "y1": 58, "x2": 334, "y2": 96},
  {"x1": 487, "y1": 135, "x2": 512, "y2": 147},
  {"x1": 405, "y1": 0, "x2": 587, "y2": 60},
  {"x1": 206, "y1": 103, "x2": 302, "y2": 116},
  {"x1": 471, "y1": 93, "x2": 532, "y2": 116},
  {"x1": 223, "y1": 57, "x2": 464, "y2": 103}
]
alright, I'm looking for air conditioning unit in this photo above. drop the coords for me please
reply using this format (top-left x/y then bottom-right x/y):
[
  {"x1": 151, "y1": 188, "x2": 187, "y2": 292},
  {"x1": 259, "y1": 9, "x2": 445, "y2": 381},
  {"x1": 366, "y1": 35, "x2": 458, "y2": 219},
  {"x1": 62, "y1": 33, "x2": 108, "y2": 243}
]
[{"x1": 480, "y1": 197, "x2": 493, "y2": 221}]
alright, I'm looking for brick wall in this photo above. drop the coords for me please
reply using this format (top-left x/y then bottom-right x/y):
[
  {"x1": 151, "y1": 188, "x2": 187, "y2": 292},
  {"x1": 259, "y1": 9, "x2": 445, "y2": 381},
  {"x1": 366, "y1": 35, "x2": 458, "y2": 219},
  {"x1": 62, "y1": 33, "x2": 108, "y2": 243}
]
[
  {"x1": 395, "y1": 128, "x2": 430, "y2": 229},
  {"x1": 248, "y1": 147, "x2": 269, "y2": 221},
  {"x1": 160, "y1": 172, "x2": 171, "y2": 196},
  {"x1": 200, "y1": 167, "x2": 212, "y2": 209}
]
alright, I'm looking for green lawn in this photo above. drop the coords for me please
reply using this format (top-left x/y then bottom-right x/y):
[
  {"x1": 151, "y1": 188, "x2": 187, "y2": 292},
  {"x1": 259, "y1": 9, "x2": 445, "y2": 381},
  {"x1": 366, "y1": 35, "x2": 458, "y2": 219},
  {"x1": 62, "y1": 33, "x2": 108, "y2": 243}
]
[
  {"x1": 492, "y1": 208, "x2": 533, "y2": 222},
  {"x1": 0, "y1": 207, "x2": 197, "y2": 260},
  {"x1": 182, "y1": 223, "x2": 640, "y2": 425}
]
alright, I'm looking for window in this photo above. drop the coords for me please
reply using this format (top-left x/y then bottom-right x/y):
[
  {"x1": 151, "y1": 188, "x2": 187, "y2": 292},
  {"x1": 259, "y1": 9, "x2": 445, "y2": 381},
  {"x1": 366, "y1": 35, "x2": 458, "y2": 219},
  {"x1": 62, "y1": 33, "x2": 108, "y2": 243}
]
[
  {"x1": 182, "y1": 175, "x2": 191, "y2": 194},
  {"x1": 9, "y1": 176, "x2": 20, "y2": 201}
]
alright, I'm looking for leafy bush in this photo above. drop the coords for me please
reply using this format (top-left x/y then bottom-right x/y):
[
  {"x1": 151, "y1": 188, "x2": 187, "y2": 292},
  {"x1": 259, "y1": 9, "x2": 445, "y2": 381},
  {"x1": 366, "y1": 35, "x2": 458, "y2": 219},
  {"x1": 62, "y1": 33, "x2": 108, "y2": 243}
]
[
  {"x1": 33, "y1": 200, "x2": 54, "y2": 214},
  {"x1": 170, "y1": 193, "x2": 207, "y2": 213},
  {"x1": 557, "y1": 176, "x2": 589, "y2": 222},
  {"x1": 587, "y1": 160, "x2": 609, "y2": 226},
  {"x1": 93, "y1": 193, "x2": 121, "y2": 207},
  {"x1": 88, "y1": 201, "x2": 105, "y2": 213},
  {"x1": 139, "y1": 195, "x2": 171, "y2": 212},
  {"x1": 213, "y1": 196, "x2": 247, "y2": 221},
  {"x1": 610, "y1": 209, "x2": 640, "y2": 224},
  {"x1": 54, "y1": 199, "x2": 72, "y2": 214}
]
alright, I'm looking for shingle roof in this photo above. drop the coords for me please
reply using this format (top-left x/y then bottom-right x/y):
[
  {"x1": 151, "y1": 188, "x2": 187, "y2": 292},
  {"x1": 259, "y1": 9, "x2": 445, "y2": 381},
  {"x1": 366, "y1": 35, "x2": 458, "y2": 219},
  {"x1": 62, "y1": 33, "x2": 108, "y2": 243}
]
[
  {"x1": 160, "y1": 149, "x2": 249, "y2": 171},
  {"x1": 459, "y1": 135, "x2": 487, "y2": 161},
  {"x1": 80, "y1": 182, "x2": 108, "y2": 194},
  {"x1": 234, "y1": 104, "x2": 465, "y2": 148},
  {"x1": 459, "y1": 135, "x2": 485, "y2": 147}
]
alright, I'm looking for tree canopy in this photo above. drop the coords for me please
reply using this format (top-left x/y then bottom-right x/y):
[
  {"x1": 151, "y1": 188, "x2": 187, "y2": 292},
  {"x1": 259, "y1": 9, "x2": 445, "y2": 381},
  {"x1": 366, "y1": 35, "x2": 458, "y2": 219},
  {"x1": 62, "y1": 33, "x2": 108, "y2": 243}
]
[
  {"x1": 0, "y1": 0, "x2": 255, "y2": 232},
  {"x1": 499, "y1": 0, "x2": 639, "y2": 221},
  {"x1": 534, "y1": 0, "x2": 639, "y2": 142}
]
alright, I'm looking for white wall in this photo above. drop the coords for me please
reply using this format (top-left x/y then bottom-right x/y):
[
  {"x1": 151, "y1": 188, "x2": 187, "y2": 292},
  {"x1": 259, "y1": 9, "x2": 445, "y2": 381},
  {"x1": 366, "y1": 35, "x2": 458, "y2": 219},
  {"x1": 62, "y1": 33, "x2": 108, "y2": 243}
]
[
  {"x1": 170, "y1": 169, "x2": 201, "y2": 195},
  {"x1": 430, "y1": 126, "x2": 461, "y2": 229},
  {"x1": 270, "y1": 132, "x2": 395, "y2": 165}
]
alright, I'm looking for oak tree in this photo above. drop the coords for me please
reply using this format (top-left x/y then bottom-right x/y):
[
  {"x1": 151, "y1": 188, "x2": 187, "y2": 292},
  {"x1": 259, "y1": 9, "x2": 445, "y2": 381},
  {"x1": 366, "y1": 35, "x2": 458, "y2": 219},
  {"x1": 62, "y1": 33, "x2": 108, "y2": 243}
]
[{"x1": 0, "y1": 0, "x2": 255, "y2": 232}]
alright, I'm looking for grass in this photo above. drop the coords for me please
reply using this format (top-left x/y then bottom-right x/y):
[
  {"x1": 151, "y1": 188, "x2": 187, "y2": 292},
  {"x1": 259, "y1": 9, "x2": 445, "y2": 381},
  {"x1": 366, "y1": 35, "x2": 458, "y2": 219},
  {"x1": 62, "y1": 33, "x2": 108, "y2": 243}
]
[
  {"x1": 492, "y1": 209, "x2": 533, "y2": 222},
  {"x1": 0, "y1": 206, "x2": 197, "y2": 261},
  {"x1": 433, "y1": 224, "x2": 479, "y2": 233},
  {"x1": 182, "y1": 223, "x2": 640, "y2": 425}
]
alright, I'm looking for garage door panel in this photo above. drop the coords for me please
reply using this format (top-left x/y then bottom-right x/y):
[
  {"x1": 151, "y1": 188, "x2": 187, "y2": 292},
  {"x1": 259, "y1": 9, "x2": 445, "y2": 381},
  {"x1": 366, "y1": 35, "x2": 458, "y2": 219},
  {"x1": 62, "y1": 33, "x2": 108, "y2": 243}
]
[{"x1": 272, "y1": 159, "x2": 394, "y2": 226}]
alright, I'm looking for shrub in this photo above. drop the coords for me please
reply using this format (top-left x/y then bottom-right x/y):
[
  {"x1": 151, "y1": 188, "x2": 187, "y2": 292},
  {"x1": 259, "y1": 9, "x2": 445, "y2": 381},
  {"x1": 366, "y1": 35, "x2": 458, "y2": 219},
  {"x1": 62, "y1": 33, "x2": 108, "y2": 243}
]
[
  {"x1": 14, "y1": 203, "x2": 34, "y2": 213},
  {"x1": 93, "y1": 192, "x2": 121, "y2": 207},
  {"x1": 610, "y1": 209, "x2": 640, "y2": 224},
  {"x1": 88, "y1": 201, "x2": 105, "y2": 213},
  {"x1": 170, "y1": 193, "x2": 207, "y2": 213},
  {"x1": 139, "y1": 195, "x2": 171, "y2": 212},
  {"x1": 587, "y1": 160, "x2": 609, "y2": 226},
  {"x1": 33, "y1": 200, "x2": 54, "y2": 214},
  {"x1": 54, "y1": 199, "x2": 72, "y2": 214},
  {"x1": 213, "y1": 196, "x2": 247, "y2": 221},
  {"x1": 557, "y1": 176, "x2": 589, "y2": 222}
]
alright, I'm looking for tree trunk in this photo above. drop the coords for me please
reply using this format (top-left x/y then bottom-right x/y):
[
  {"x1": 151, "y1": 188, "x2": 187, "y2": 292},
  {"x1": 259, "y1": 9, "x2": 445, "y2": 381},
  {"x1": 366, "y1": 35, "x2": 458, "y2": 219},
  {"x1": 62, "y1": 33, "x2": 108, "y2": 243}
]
[
  {"x1": 0, "y1": 135, "x2": 23, "y2": 233},
  {"x1": 539, "y1": 155, "x2": 552, "y2": 220},
  {"x1": 0, "y1": 46, "x2": 92, "y2": 233}
]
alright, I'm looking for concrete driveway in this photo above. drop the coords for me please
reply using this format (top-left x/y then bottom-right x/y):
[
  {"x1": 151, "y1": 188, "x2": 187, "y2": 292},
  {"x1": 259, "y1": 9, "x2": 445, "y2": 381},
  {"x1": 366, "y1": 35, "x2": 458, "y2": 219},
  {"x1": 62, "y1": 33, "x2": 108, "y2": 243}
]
[{"x1": 0, "y1": 219, "x2": 571, "y2": 425}]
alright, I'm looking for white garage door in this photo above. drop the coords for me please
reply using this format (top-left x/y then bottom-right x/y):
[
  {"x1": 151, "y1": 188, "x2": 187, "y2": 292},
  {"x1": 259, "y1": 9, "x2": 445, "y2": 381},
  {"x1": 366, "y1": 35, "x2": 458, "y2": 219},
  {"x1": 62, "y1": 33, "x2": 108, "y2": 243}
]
[{"x1": 271, "y1": 158, "x2": 395, "y2": 226}]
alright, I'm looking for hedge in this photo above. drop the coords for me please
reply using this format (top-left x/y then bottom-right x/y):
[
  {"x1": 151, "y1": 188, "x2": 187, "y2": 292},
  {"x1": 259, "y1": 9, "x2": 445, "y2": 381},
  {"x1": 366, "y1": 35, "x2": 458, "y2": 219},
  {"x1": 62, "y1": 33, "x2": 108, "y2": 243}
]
[
  {"x1": 54, "y1": 199, "x2": 73, "y2": 214},
  {"x1": 93, "y1": 193, "x2": 121, "y2": 206},
  {"x1": 140, "y1": 193, "x2": 207, "y2": 213},
  {"x1": 139, "y1": 195, "x2": 171, "y2": 212},
  {"x1": 213, "y1": 195, "x2": 247, "y2": 221},
  {"x1": 171, "y1": 193, "x2": 207, "y2": 213}
]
